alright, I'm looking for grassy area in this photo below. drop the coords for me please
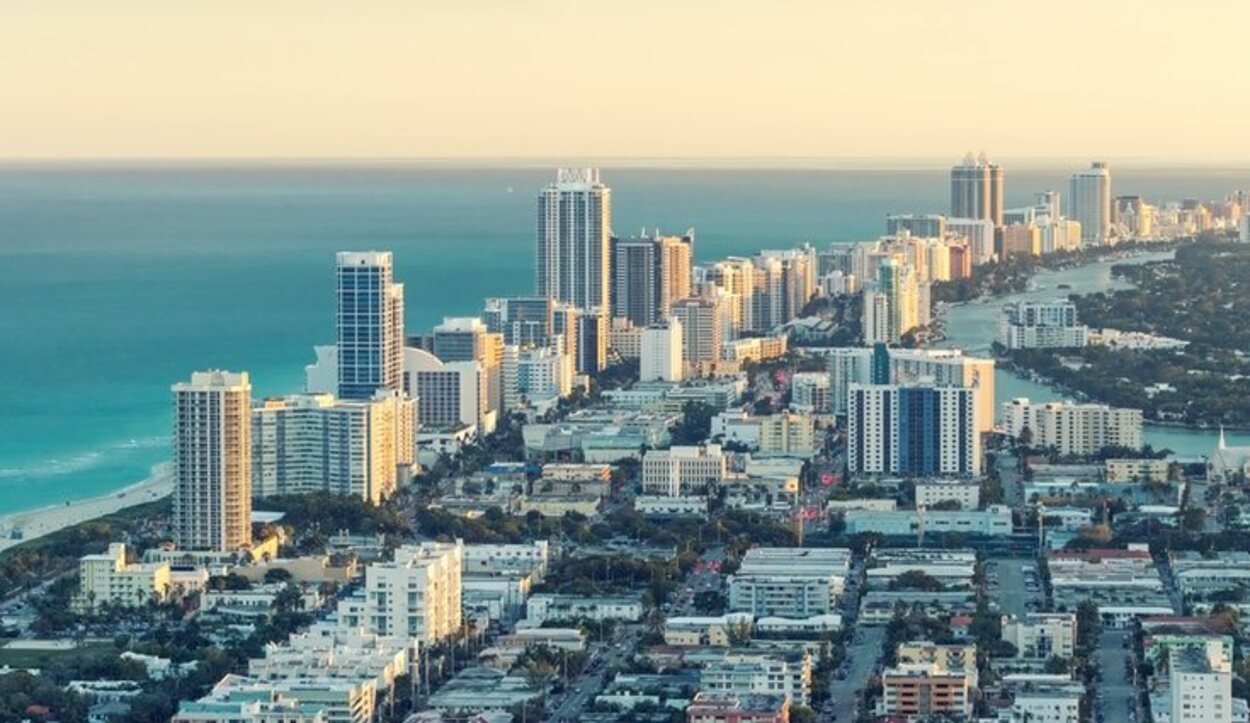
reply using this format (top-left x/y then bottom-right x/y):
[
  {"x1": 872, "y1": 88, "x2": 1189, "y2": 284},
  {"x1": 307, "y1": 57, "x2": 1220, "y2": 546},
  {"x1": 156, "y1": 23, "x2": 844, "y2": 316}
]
[{"x1": 0, "y1": 641, "x2": 117, "y2": 669}]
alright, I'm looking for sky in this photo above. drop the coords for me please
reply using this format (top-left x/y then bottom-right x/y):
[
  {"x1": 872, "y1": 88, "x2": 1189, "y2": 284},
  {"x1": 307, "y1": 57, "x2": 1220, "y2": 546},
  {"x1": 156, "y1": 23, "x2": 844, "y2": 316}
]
[{"x1": 4, "y1": 0, "x2": 1249, "y2": 162}]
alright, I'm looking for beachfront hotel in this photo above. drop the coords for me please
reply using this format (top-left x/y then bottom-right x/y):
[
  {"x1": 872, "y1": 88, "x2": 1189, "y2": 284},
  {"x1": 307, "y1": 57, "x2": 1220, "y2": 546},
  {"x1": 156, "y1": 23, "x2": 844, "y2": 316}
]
[
  {"x1": 172, "y1": 370, "x2": 253, "y2": 552},
  {"x1": 336, "y1": 251, "x2": 405, "y2": 401}
]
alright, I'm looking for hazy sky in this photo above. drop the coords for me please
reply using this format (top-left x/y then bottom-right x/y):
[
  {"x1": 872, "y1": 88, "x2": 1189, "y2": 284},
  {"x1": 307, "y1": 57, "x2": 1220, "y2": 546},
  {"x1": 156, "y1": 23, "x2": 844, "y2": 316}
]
[{"x1": 5, "y1": 0, "x2": 1249, "y2": 161}]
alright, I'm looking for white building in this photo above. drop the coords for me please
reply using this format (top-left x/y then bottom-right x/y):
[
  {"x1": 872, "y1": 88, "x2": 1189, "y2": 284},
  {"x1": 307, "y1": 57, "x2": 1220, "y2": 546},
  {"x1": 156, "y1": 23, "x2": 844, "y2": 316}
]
[
  {"x1": 844, "y1": 505, "x2": 1013, "y2": 537},
  {"x1": 502, "y1": 343, "x2": 571, "y2": 412},
  {"x1": 641, "y1": 444, "x2": 727, "y2": 495},
  {"x1": 1003, "y1": 685, "x2": 1083, "y2": 723},
  {"x1": 1171, "y1": 645, "x2": 1232, "y2": 723},
  {"x1": 1000, "y1": 398, "x2": 1143, "y2": 455},
  {"x1": 536, "y1": 168, "x2": 611, "y2": 311},
  {"x1": 174, "y1": 674, "x2": 363, "y2": 723},
  {"x1": 252, "y1": 392, "x2": 414, "y2": 504},
  {"x1": 998, "y1": 300, "x2": 1089, "y2": 350},
  {"x1": 700, "y1": 652, "x2": 813, "y2": 707},
  {"x1": 728, "y1": 547, "x2": 851, "y2": 617},
  {"x1": 946, "y1": 217, "x2": 996, "y2": 264},
  {"x1": 1001, "y1": 613, "x2": 1077, "y2": 660},
  {"x1": 790, "y1": 372, "x2": 831, "y2": 414},
  {"x1": 640, "y1": 318, "x2": 684, "y2": 382},
  {"x1": 525, "y1": 594, "x2": 644, "y2": 624},
  {"x1": 1068, "y1": 162, "x2": 1113, "y2": 246},
  {"x1": 402, "y1": 347, "x2": 494, "y2": 435},
  {"x1": 915, "y1": 480, "x2": 981, "y2": 510},
  {"x1": 336, "y1": 542, "x2": 463, "y2": 645},
  {"x1": 73, "y1": 543, "x2": 171, "y2": 612},
  {"x1": 634, "y1": 495, "x2": 709, "y2": 517},
  {"x1": 173, "y1": 370, "x2": 253, "y2": 552}
]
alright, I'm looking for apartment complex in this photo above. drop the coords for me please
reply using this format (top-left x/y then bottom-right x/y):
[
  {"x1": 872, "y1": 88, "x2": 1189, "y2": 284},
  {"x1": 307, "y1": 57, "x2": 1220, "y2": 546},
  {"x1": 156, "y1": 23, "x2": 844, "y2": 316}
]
[
  {"x1": 335, "y1": 251, "x2": 405, "y2": 401},
  {"x1": 727, "y1": 548, "x2": 851, "y2": 618},
  {"x1": 847, "y1": 383, "x2": 981, "y2": 477},
  {"x1": 73, "y1": 543, "x2": 171, "y2": 612},
  {"x1": 335, "y1": 542, "x2": 463, "y2": 644},
  {"x1": 1000, "y1": 398, "x2": 1143, "y2": 455}
]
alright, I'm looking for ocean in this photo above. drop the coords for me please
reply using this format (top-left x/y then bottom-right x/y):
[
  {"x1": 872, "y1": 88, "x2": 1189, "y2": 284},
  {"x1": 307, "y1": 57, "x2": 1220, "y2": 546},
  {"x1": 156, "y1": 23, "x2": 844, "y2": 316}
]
[{"x1": 2, "y1": 161, "x2": 1248, "y2": 515}]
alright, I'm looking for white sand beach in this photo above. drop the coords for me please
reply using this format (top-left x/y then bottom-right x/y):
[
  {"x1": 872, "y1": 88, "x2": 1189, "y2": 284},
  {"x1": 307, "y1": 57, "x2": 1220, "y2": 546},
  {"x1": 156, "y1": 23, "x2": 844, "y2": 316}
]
[{"x1": 0, "y1": 464, "x2": 173, "y2": 554}]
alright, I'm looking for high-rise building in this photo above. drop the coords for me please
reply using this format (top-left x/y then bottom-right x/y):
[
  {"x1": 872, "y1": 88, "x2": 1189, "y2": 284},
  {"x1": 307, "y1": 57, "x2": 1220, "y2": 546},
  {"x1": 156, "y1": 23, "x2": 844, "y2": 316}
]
[
  {"x1": 640, "y1": 318, "x2": 684, "y2": 382},
  {"x1": 482, "y1": 296, "x2": 554, "y2": 347},
  {"x1": 609, "y1": 232, "x2": 693, "y2": 327},
  {"x1": 403, "y1": 347, "x2": 493, "y2": 434},
  {"x1": 672, "y1": 297, "x2": 725, "y2": 366},
  {"x1": 999, "y1": 398, "x2": 1142, "y2": 455},
  {"x1": 946, "y1": 217, "x2": 997, "y2": 265},
  {"x1": 172, "y1": 370, "x2": 253, "y2": 552},
  {"x1": 536, "y1": 168, "x2": 611, "y2": 311},
  {"x1": 1068, "y1": 162, "x2": 1113, "y2": 246},
  {"x1": 251, "y1": 392, "x2": 414, "y2": 504},
  {"x1": 502, "y1": 344, "x2": 572, "y2": 411},
  {"x1": 862, "y1": 258, "x2": 922, "y2": 345},
  {"x1": 950, "y1": 152, "x2": 1004, "y2": 225},
  {"x1": 432, "y1": 317, "x2": 503, "y2": 415},
  {"x1": 576, "y1": 309, "x2": 608, "y2": 374},
  {"x1": 847, "y1": 383, "x2": 981, "y2": 477},
  {"x1": 336, "y1": 252, "x2": 405, "y2": 401},
  {"x1": 707, "y1": 258, "x2": 756, "y2": 333},
  {"x1": 999, "y1": 300, "x2": 1089, "y2": 349},
  {"x1": 886, "y1": 214, "x2": 947, "y2": 238}
]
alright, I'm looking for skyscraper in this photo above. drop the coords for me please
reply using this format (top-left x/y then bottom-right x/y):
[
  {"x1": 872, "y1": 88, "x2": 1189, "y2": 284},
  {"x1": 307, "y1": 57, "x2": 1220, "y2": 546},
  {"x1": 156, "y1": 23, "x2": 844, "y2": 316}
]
[
  {"x1": 609, "y1": 231, "x2": 694, "y2": 327},
  {"x1": 950, "y1": 152, "x2": 1004, "y2": 226},
  {"x1": 536, "y1": 168, "x2": 612, "y2": 311},
  {"x1": 672, "y1": 296, "x2": 725, "y2": 365},
  {"x1": 1068, "y1": 162, "x2": 1113, "y2": 246},
  {"x1": 336, "y1": 251, "x2": 405, "y2": 400},
  {"x1": 172, "y1": 370, "x2": 252, "y2": 552}
]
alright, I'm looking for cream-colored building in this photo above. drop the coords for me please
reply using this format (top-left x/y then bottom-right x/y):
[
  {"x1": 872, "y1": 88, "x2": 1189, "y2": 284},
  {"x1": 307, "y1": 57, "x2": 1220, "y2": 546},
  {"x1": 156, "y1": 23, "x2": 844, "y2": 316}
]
[
  {"x1": 1000, "y1": 398, "x2": 1143, "y2": 455},
  {"x1": 252, "y1": 392, "x2": 414, "y2": 504},
  {"x1": 758, "y1": 411, "x2": 817, "y2": 458},
  {"x1": 1105, "y1": 458, "x2": 1169, "y2": 483},
  {"x1": 173, "y1": 370, "x2": 252, "y2": 552},
  {"x1": 73, "y1": 543, "x2": 171, "y2": 612},
  {"x1": 915, "y1": 480, "x2": 981, "y2": 510},
  {"x1": 672, "y1": 296, "x2": 726, "y2": 366},
  {"x1": 1001, "y1": 613, "x2": 1077, "y2": 660},
  {"x1": 641, "y1": 444, "x2": 727, "y2": 495}
]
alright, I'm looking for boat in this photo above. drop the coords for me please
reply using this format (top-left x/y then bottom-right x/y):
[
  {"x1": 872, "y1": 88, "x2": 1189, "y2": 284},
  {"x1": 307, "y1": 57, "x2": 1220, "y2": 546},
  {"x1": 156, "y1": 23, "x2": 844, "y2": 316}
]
[{"x1": 1057, "y1": 283, "x2": 1072, "y2": 290}]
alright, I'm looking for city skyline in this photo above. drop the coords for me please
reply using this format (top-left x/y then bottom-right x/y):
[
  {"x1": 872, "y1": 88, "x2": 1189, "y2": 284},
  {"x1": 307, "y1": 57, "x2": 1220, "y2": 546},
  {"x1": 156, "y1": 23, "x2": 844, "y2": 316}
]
[{"x1": 5, "y1": 1, "x2": 1250, "y2": 161}]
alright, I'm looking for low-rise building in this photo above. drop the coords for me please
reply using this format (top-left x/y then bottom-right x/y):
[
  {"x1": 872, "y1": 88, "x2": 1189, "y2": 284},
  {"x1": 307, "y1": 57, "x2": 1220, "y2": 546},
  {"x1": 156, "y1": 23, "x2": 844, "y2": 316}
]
[
  {"x1": 686, "y1": 692, "x2": 791, "y2": 723},
  {"x1": 1105, "y1": 458, "x2": 1170, "y2": 483},
  {"x1": 524, "y1": 593, "x2": 644, "y2": 625},
  {"x1": 642, "y1": 444, "x2": 728, "y2": 495},
  {"x1": 1001, "y1": 613, "x2": 1077, "y2": 660},
  {"x1": 728, "y1": 548, "x2": 851, "y2": 618},
  {"x1": 664, "y1": 614, "x2": 755, "y2": 646},
  {"x1": 699, "y1": 651, "x2": 812, "y2": 707},
  {"x1": 844, "y1": 505, "x2": 1013, "y2": 537},
  {"x1": 635, "y1": 495, "x2": 709, "y2": 517},
  {"x1": 73, "y1": 543, "x2": 171, "y2": 612},
  {"x1": 914, "y1": 480, "x2": 981, "y2": 510},
  {"x1": 878, "y1": 663, "x2": 973, "y2": 719}
]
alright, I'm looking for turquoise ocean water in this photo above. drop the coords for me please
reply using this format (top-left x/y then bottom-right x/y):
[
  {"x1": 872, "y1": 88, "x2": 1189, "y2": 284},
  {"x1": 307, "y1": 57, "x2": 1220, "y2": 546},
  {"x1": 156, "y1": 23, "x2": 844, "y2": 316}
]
[{"x1": 1, "y1": 162, "x2": 1248, "y2": 515}]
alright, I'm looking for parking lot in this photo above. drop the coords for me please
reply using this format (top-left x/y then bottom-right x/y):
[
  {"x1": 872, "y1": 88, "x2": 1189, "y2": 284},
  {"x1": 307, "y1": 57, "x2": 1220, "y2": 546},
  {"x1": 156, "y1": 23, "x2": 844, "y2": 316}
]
[{"x1": 984, "y1": 556, "x2": 1045, "y2": 617}]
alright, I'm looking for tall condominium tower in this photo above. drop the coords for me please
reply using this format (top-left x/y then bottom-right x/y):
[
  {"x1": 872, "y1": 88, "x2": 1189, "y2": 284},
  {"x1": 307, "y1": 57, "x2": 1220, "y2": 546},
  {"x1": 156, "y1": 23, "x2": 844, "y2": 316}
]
[
  {"x1": 1068, "y1": 162, "x2": 1112, "y2": 246},
  {"x1": 950, "y1": 152, "x2": 1004, "y2": 226},
  {"x1": 609, "y1": 231, "x2": 694, "y2": 327},
  {"x1": 336, "y1": 251, "x2": 405, "y2": 400},
  {"x1": 536, "y1": 168, "x2": 612, "y2": 311},
  {"x1": 172, "y1": 370, "x2": 252, "y2": 552}
]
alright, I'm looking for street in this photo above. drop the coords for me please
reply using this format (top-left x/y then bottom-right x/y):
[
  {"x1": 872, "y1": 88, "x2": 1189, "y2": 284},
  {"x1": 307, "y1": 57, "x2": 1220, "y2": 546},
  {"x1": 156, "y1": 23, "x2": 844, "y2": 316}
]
[
  {"x1": 1095, "y1": 629, "x2": 1137, "y2": 723},
  {"x1": 824, "y1": 625, "x2": 885, "y2": 722}
]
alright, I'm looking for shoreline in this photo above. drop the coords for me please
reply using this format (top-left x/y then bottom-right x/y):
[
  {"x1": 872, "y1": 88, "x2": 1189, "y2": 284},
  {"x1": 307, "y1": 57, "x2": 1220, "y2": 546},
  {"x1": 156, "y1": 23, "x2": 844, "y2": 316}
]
[{"x1": 0, "y1": 463, "x2": 173, "y2": 554}]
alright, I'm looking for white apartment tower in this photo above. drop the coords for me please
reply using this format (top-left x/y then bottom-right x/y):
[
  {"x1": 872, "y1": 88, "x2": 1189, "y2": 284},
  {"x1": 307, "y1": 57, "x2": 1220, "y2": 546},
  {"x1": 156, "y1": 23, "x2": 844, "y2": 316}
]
[
  {"x1": 172, "y1": 370, "x2": 253, "y2": 552},
  {"x1": 1068, "y1": 162, "x2": 1113, "y2": 246},
  {"x1": 336, "y1": 251, "x2": 405, "y2": 401},
  {"x1": 640, "y1": 318, "x2": 684, "y2": 382},
  {"x1": 252, "y1": 392, "x2": 415, "y2": 504},
  {"x1": 536, "y1": 168, "x2": 612, "y2": 311}
]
